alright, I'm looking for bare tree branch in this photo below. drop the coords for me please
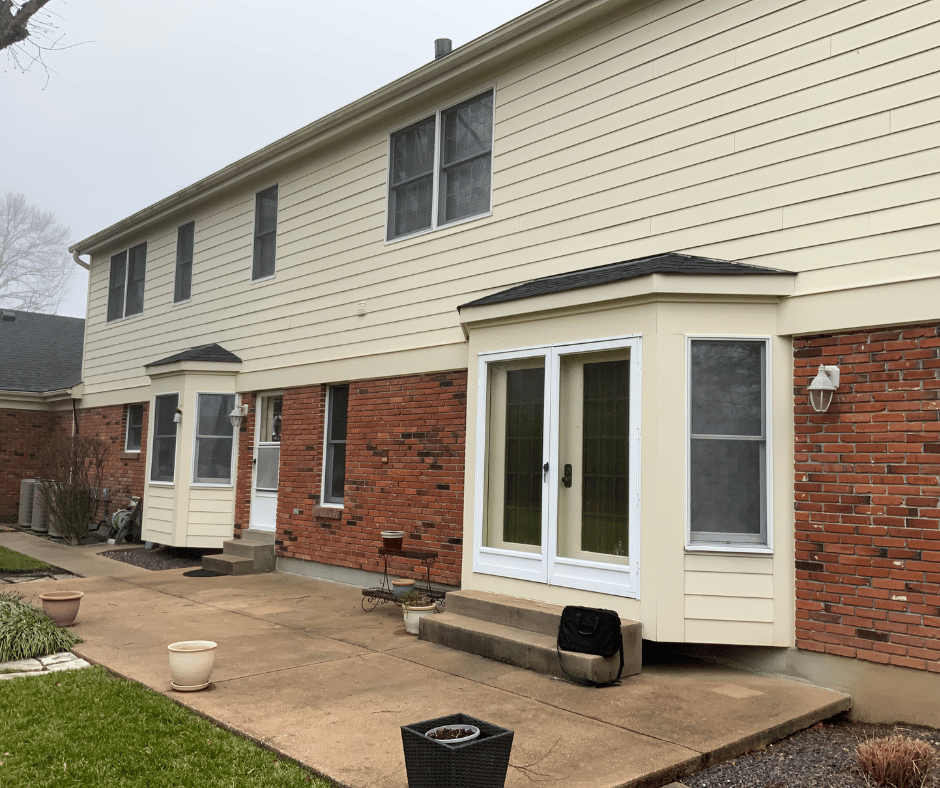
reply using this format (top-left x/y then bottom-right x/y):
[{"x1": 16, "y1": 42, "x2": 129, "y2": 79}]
[
  {"x1": 0, "y1": 192, "x2": 74, "y2": 313},
  {"x1": 0, "y1": 0, "x2": 51, "y2": 50}
]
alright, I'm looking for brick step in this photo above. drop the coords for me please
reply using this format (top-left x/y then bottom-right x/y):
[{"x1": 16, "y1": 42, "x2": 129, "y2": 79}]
[{"x1": 421, "y1": 589, "x2": 642, "y2": 683}]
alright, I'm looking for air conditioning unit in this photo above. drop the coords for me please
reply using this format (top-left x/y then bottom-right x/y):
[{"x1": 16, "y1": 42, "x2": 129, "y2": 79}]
[
  {"x1": 18, "y1": 478, "x2": 37, "y2": 527},
  {"x1": 31, "y1": 482, "x2": 49, "y2": 533}
]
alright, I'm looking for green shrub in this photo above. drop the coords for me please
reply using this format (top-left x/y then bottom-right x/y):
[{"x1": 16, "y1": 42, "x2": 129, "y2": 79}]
[
  {"x1": 0, "y1": 592, "x2": 80, "y2": 662},
  {"x1": 856, "y1": 734, "x2": 939, "y2": 788}
]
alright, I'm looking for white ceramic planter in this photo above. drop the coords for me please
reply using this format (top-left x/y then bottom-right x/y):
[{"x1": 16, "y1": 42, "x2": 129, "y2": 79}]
[
  {"x1": 167, "y1": 640, "x2": 217, "y2": 690},
  {"x1": 39, "y1": 591, "x2": 84, "y2": 627},
  {"x1": 402, "y1": 602, "x2": 436, "y2": 635}
]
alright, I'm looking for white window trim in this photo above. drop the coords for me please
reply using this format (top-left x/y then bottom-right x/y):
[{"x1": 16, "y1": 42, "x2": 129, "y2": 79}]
[
  {"x1": 124, "y1": 403, "x2": 143, "y2": 453},
  {"x1": 252, "y1": 391, "x2": 283, "y2": 495},
  {"x1": 384, "y1": 86, "x2": 495, "y2": 245},
  {"x1": 190, "y1": 392, "x2": 237, "y2": 488},
  {"x1": 106, "y1": 242, "x2": 147, "y2": 323},
  {"x1": 473, "y1": 335, "x2": 642, "y2": 598},
  {"x1": 320, "y1": 384, "x2": 348, "y2": 508},
  {"x1": 173, "y1": 221, "x2": 195, "y2": 305},
  {"x1": 150, "y1": 392, "x2": 179, "y2": 485},
  {"x1": 685, "y1": 335, "x2": 773, "y2": 554},
  {"x1": 250, "y1": 184, "x2": 278, "y2": 283}
]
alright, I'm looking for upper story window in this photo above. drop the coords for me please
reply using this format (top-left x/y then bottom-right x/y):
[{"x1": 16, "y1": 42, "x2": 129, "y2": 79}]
[
  {"x1": 174, "y1": 222, "x2": 195, "y2": 303},
  {"x1": 107, "y1": 242, "x2": 146, "y2": 322},
  {"x1": 252, "y1": 185, "x2": 278, "y2": 281},
  {"x1": 688, "y1": 337, "x2": 770, "y2": 549},
  {"x1": 387, "y1": 90, "x2": 494, "y2": 241},
  {"x1": 125, "y1": 403, "x2": 144, "y2": 452}
]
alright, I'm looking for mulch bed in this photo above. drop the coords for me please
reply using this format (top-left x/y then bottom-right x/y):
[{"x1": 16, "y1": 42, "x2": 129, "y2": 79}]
[{"x1": 684, "y1": 720, "x2": 940, "y2": 788}]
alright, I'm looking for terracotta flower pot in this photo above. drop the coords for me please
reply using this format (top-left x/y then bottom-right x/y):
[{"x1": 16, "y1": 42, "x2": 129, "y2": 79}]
[
  {"x1": 381, "y1": 530, "x2": 406, "y2": 550},
  {"x1": 167, "y1": 640, "x2": 217, "y2": 690},
  {"x1": 39, "y1": 591, "x2": 84, "y2": 627}
]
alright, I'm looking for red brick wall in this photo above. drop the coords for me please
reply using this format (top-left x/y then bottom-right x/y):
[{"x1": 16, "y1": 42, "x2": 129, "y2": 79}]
[
  {"x1": 0, "y1": 408, "x2": 65, "y2": 520},
  {"x1": 794, "y1": 324, "x2": 940, "y2": 673},
  {"x1": 264, "y1": 372, "x2": 467, "y2": 586},
  {"x1": 233, "y1": 392, "x2": 257, "y2": 538}
]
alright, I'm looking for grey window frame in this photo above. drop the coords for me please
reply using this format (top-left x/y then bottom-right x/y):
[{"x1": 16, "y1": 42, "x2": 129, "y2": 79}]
[
  {"x1": 174, "y1": 221, "x2": 195, "y2": 303},
  {"x1": 687, "y1": 336, "x2": 771, "y2": 550},
  {"x1": 323, "y1": 385, "x2": 349, "y2": 505},
  {"x1": 251, "y1": 185, "x2": 278, "y2": 281},
  {"x1": 386, "y1": 89, "x2": 494, "y2": 242},
  {"x1": 106, "y1": 242, "x2": 147, "y2": 322},
  {"x1": 150, "y1": 393, "x2": 179, "y2": 483},
  {"x1": 125, "y1": 403, "x2": 144, "y2": 452}
]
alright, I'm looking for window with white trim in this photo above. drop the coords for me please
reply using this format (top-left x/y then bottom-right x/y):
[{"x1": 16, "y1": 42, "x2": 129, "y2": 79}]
[
  {"x1": 174, "y1": 221, "x2": 194, "y2": 303},
  {"x1": 688, "y1": 338, "x2": 769, "y2": 547},
  {"x1": 387, "y1": 90, "x2": 493, "y2": 241},
  {"x1": 193, "y1": 393, "x2": 236, "y2": 485},
  {"x1": 150, "y1": 394, "x2": 178, "y2": 483},
  {"x1": 107, "y1": 242, "x2": 146, "y2": 322},
  {"x1": 323, "y1": 385, "x2": 348, "y2": 504},
  {"x1": 251, "y1": 185, "x2": 278, "y2": 281},
  {"x1": 125, "y1": 403, "x2": 143, "y2": 452}
]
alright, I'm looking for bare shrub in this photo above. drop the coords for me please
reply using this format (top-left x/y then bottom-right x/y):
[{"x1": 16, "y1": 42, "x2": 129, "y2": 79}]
[
  {"x1": 37, "y1": 434, "x2": 106, "y2": 546},
  {"x1": 856, "y1": 734, "x2": 939, "y2": 788}
]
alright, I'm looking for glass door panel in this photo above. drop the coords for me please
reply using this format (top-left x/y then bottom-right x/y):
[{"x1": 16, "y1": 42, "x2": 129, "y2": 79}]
[{"x1": 250, "y1": 395, "x2": 282, "y2": 531}]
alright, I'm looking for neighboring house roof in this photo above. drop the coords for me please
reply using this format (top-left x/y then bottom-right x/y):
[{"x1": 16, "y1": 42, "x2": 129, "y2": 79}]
[
  {"x1": 459, "y1": 253, "x2": 793, "y2": 308},
  {"x1": 0, "y1": 309, "x2": 84, "y2": 392},
  {"x1": 146, "y1": 343, "x2": 242, "y2": 367}
]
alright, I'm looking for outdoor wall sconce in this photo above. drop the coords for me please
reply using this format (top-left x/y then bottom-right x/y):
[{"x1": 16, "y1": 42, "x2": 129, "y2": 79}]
[
  {"x1": 807, "y1": 365, "x2": 840, "y2": 412},
  {"x1": 173, "y1": 407, "x2": 182, "y2": 424},
  {"x1": 229, "y1": 400, "x2": 249, "y2": 430}
]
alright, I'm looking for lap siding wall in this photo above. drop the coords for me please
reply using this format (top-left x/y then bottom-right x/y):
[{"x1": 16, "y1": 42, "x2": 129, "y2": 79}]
[{"x1": 794, "y1": 323, "x2": 940, "y2": 674}]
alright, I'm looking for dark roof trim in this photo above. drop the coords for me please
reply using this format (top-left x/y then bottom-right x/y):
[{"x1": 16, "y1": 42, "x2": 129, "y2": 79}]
[
  {"x1": 459, "y1": 253, "x2": 793, "y2": 309},
  {"x1": 146, "y1": 343, "x2": 242, "y2": 368}
]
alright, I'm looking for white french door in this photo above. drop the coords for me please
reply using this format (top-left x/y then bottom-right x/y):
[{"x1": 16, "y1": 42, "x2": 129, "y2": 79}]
[
  {"x1": 473, "y1": 337, "x2": 641, "y2": 597},
  {"x1": 249, "y1": 395, "x2": 282, "y2": 532}
]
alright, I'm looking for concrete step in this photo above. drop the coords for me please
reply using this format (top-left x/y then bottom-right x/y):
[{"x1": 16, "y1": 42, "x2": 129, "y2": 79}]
[
  {"x1": 240, "y1": 529, "x2": 275, "y2": 544},
  {"x1": 222, "y1": 539, "x2": 275, "y2": 570},
  {"x1": 202, "y1": 553, "x2": 256, "y2": 576},
  {"x1": 422, "y1": 589, "x2": 642, "y2": 683},
  {"x1": 202, "y1": 530, "x2": 276, "y2": 575}
]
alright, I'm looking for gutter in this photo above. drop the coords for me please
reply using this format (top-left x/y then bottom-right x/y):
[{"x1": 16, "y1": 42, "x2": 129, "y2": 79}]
[
  {"x1": 68, "y1": 0, "x2": 610, "y2": 257},
  {"x1": 71, "y1": 250, "x2": 89, "y2": 270}
]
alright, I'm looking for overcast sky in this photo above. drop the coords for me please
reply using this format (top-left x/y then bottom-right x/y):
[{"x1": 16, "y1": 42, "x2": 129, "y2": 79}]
[{"x1": 5, "y1": 0, "x2": 543, "y2": 318}]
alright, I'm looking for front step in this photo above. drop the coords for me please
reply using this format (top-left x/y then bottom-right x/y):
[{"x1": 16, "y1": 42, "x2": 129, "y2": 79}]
[
  {"x1": 202, "y1": 529, "x2": 275, "y2": 575},
  {"x1": 421, "y1": 589, "x2": 642, "y2": 683}
]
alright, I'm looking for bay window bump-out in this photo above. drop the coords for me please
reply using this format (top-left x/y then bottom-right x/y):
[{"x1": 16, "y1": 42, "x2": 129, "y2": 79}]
[
  {"x1": 192, "y1": 393, "x2": 236, "y2": 485},
  {"x1": 687, "y1": 337, "x2": 770, "y2": 549},
  {"x1": 150, "y1": 393, "x2": 179, "y2": 483}
]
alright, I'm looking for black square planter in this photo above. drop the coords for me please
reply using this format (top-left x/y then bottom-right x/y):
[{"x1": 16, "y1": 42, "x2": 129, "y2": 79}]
[{"x1": 401, "y1": 713, "x2": 514, "y2": 788}]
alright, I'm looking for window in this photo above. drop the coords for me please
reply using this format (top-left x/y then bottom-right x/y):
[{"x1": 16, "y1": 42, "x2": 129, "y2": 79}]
[
  {"x1": 125, "y1": 403, "x2": 144, "y2": 452},
  {"x1": 323, "y1": 385, "x2": 348, "y2": 504},
  {"x1": 475, "y1": 338, "x2": 641, "y2": 596},
  {"x1": 387, "y1": 90, "x2": 493, "y2": 241},
  {"x1": 174, "y1": 222, "x2": 194, "y2": 303},
  {"x1": 252, "y1": 185, "x2": 278, "y2": 281},
  {"x1": 193, "y1": 393, "x2": 236, "y2": 485},
  {"x1": 107, "y1": 242, "x2": 147, "y2": 321},
  {"x1": 150, "y1": 394, "x2": 179, "y2": 483},
  {"x1": 688, "y1": 338, "x2": 769, "y2": 547}
]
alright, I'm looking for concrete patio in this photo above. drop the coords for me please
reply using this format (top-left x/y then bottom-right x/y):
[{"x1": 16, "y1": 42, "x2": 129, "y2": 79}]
[{"x1": 0, "y1": 529, "x2": 851, "y2": 788}]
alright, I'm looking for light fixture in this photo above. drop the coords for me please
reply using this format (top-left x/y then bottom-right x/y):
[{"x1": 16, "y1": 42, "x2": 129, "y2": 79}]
[
  {"x1": 229, "y1": 400, "x2": 249, "y2": 429},
  {"x1": 173, "y1": 407, "x2": 182, "y2": 424},
  {"x1": 807, "y1": 365, "x2": 840, "y2": 413}
]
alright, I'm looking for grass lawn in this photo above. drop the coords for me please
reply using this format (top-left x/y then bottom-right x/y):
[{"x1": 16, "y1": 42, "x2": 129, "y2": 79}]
[
  {"x1": 0, "y1": 546, "x2": 51, "y2": 574},
  {"x1": 0, "y1": 667, "x2": 333, "y2": 787}
]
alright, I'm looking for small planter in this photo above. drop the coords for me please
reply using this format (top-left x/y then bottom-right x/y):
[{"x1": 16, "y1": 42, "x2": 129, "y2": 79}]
[
  {"x1": 39, "y1": 590, "x2": 84, "y2": 627},
  {"x1": 392, "y1": 579, "x2": 415, "y2": 598},
  {"x1": 167, "y1": 640, "x2": 217, "y2": 690},
  {"x1": 402, "y1": 600, "x2": 436, "y2": 635},
  {"x1": 401, "y1": 713, "x2": 514, "y2": 788},
  {"x1": 381, "y1": 530, "x2": 406, "y2": 550},
  {"x1": 426, "y1": 724, "x2": 480, "y2": 744}
]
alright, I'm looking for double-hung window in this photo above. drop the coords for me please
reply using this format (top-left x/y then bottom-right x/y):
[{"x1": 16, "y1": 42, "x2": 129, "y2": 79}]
[
  {"x1": 193, "y1": 393, "x2": 236, "y2": 485},
  {"x1": 125, "y1": 403, "x2": 144, "y2": 452},
  {"x1": 107, "y1": 242, "x2": 147, "y2": 321},
  {"x1": 387, "y1": 90, "x2": 493, "y2": 241},
  {"x1": 687, "y1": 338, "x2": 770, "y2": 548},
  {"x1": 150, "y1": 394, "x2": 179, "y2": 483},
  {"x1": 323, "y1": 385, "x2": 348, "y2": 505},
  {"x1": 174, "y1": 222, "x2": 195, "y2": 303},
  {"x1": 252, "y1": 185, "x2": 278, "y2": 281}
]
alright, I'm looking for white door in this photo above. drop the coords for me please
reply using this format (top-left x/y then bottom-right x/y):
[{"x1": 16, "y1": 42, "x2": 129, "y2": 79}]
[{"x1": 250, "y1": 395, "x2": 282, "y2": 532}]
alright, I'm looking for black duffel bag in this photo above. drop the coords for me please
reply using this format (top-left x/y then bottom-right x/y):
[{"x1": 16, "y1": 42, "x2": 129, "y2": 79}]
[{"x1": 556, "y1": 605, "x2": 624, "y2": 686}]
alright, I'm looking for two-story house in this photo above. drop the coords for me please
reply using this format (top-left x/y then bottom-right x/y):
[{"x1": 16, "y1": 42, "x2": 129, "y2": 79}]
[{"x1": 65, "y1": 0, "x2": 939, "y2": 723}]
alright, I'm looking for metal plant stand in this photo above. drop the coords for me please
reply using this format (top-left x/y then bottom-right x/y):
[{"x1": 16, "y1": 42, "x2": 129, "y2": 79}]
[{"x1": 361, "y1": 547, "x2": 446, "y2": 611}]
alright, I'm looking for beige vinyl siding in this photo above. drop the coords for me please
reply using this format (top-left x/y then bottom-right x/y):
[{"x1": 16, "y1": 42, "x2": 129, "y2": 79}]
[
  {"x1": 186, "y1": 488, "x2": 236, "y2": 544},
  {"x1": 143, "y1": 486, "x2": 174, "y2": 537},
  {"x1": 82, "y1": 0, "x2": 939, "y2": 404}
]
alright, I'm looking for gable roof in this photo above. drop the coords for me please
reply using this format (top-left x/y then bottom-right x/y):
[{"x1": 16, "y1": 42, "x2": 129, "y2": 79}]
[
  {"x1": 459, "y1": 253, "x2": 793, "y2": 308},
  {"x1": 146, "y1": 343, "x2": 242, "y2": 367},
  {"x1": 0, "y1": 310, "x2": 85, "y2": 392}
]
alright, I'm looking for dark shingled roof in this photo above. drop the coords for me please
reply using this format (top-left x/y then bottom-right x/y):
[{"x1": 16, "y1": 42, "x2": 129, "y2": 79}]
[
  {"x1": 147, "y1": 343, "x2": 242, "y2": 367},
  {"x1": 0, "y1": 309, "x2": 85, "y2": 393},
  {"x1": 459, "y1": 253, "x2": 792, "y2": 309}
]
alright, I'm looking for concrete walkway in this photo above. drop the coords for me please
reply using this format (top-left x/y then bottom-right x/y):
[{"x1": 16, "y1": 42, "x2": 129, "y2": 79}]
[{"x1": 1, "y1": 530, "x2": 851, "y2": 788}]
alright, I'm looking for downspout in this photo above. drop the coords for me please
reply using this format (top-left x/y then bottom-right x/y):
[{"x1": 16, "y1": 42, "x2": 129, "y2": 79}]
[
  {"x1": 72, "y1": 400, "x2": 79, "y2": 435},
  {"x1": 71, "y1": 250, "x2": 89, "y2": 270}
]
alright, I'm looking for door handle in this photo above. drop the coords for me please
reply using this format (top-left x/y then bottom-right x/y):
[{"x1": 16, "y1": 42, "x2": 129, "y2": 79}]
[{"x1": 561, "y1": 463, "x2": 572, "y2": 488}]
